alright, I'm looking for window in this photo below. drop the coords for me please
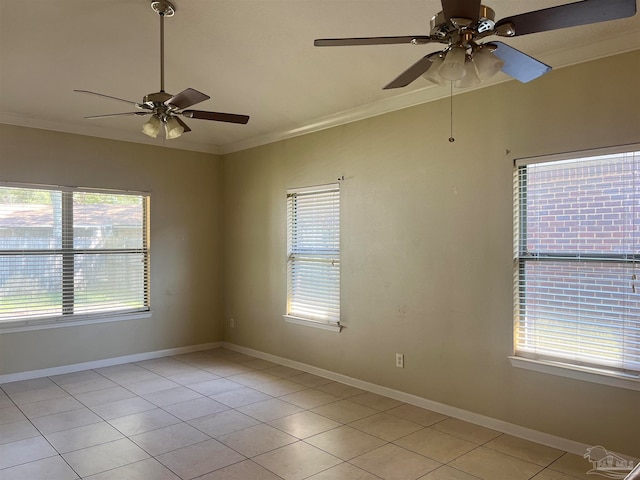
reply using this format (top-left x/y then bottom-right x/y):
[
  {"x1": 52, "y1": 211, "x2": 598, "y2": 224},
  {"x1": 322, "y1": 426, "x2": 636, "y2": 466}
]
[
  {"x1": 285, "y1": 183, "x2": 340, "y2": 330},
  {"x1": 0, "y1": 183, "x2": 150, "y2": 329},
  {"x1": 514, "y1": 147, "x2": 639, "y2": 380}
]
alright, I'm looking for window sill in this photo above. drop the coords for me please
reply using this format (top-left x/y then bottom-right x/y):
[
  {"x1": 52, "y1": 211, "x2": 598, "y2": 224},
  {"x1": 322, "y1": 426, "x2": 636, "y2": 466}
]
[
  {"x1": 0, "y1": 310, "x2": 152, "y2": 333},
  {"x1": 509, "y1": 356, "x2": 640, "y2": 392},
  {"x1": 283, "y1": 315, "x2": 342, "y2": 332}
]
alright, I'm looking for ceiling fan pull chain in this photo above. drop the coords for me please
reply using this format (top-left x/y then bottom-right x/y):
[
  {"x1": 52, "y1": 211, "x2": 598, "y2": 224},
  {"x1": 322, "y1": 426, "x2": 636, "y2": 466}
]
[{"x1": 449, "y1": 81, "x2": 455, "y2": 143}]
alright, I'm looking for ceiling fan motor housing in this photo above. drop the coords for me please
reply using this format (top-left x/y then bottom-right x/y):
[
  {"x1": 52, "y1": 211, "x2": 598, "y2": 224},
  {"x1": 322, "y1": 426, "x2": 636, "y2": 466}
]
[
  {"x1": 144, "y1": 91, "x2": 172, "y2": 104},
  {"x1": 430, "y1": 5, "x2": 496, "y2": 45},
  {"x1": 142, "y1": 91, "x2": 175, "y2": 121}
]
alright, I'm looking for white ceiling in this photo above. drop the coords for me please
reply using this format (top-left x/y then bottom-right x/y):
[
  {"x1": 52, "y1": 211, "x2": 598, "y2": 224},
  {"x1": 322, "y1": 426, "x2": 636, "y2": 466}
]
[{"x1": 1, "y1": 0, "x2": 638, "y2": 154}]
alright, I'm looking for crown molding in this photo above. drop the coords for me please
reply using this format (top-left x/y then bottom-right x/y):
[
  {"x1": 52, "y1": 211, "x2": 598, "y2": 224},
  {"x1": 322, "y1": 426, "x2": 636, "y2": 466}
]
[
  {"x1": 220, "y1": 32, "x2": 640, "y2": 154},
  {"x1": 2, "y1": 32, "x2": 638, "y2": 156},
  {"x1": 0, "y1": 113, "x2": 223, "y2": 155}
]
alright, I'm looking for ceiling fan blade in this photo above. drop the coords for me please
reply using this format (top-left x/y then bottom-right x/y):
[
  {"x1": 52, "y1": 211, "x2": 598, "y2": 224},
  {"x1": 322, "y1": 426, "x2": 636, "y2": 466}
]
[
  {"x1": 174, "y1": 117, "x2": 192, "y2": 133},
  {"x1": 182, "y1": 110, "x2": 250, "y2": 124},
  {"x1": 495, "y1": 0, "x2": 636, "y2": 37},
  {"x1": 383, "y1": 55, "x2": 438, "y2": 90},
  {"x1": 441, "y1": 0, "x2": 482, "y2": 21},
  {"x1": 491, "y1": 41, "x2": 551, "y2": 83},
  {"x1": 315, "y1": 36, "x2": 432, "y2": 47},
  {"x1": 83, "y1": 112, "x2": 151, "y2": 119},
  {"x1": 74, "y1": 90, "x2": 146, "y2": 109},
  {"x1": 165, "y1": 88, "x2": 210, "y2": 110}
]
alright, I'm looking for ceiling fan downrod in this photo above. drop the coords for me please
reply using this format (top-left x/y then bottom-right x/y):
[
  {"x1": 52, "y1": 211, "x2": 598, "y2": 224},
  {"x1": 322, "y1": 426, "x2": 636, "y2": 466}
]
[{"x1": 151, "y1": 1, "x2": 176, "y2": 94}]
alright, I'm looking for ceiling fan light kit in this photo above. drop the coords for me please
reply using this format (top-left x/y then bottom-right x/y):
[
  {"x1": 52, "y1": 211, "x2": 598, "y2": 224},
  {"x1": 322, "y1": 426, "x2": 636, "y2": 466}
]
[
  {"x1": 472, "y1": 47, "x2": 504, "y2": 80},
  {"x1": 422, "y1": 55, "x2": 447, "y2": 86},
  {"x1": 418, "y1": 42, "x2": 504, "y2": 89},
  {"x1": 142, "y1": 115, "x2": 162, "y2": 138},
  {"x1": 439, "y1": 45, "x2": 468, "y2": 81},
  {"x1": 75, "y1": 0, "x2": 249, "y2": 140},
  {"x1": 455, "y1": 60, "x2": 481, "y2": 88},
  {"x1": 314, "y1": 0, "x2": 637, "y2": 90},
  {"x1": 164, "y1": 117, "x2": 185, "y2": 139}
]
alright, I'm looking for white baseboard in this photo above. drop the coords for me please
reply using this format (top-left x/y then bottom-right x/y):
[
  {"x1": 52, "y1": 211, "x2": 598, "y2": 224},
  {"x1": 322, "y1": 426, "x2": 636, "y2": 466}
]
[
  {"x1": 0, "y1": 342, "x2": 222, "y2": 384},
  {"x1": 0, "y1": 339, "x2": 620, "y2": 460},
  {"x1": 222, "y1": 342, "x2": 592, "y2": 457}
]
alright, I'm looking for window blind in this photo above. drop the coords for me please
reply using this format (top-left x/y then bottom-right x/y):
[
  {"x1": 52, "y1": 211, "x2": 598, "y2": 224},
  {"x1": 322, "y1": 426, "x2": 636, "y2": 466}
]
[
  {"x1": 287, "y1": 184, "x2": 340, "y2": 324},
  {"x1": 0, "y1": 184, "x2": 150, "y2": 325},
  {"x1": 514, "y1": 149, "x2": 639, "y2": 376}
]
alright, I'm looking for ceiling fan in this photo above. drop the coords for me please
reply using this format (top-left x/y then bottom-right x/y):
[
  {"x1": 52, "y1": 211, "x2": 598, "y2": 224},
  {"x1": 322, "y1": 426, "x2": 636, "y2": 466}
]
[
  {"x1": 75, "y1": 0, "x2": 249, "y2": 140},
  {"x1": 315, "y1": 0, "x2": 637, "y2": 89}
]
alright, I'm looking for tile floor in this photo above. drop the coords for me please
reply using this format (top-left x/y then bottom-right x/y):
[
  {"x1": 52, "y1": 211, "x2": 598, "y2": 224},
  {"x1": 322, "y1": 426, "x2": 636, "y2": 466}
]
[{"x1": 0, "y1": 348, "x2": 600, "y2": 479}]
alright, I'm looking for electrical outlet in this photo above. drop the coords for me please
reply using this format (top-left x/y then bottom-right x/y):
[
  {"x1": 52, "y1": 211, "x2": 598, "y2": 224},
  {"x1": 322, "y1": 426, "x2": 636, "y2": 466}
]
[
  {"x1": 230, "y1": 318, "x2": 235, "y2": 328},
  {"x1": 395, "y1": 353, "x2": 404, "y2": 368}
]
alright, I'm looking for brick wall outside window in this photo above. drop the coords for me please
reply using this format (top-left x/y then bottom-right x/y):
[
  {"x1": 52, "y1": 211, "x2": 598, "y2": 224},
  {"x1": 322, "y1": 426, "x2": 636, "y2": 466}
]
[{"x1": 515, "y1": 152, "x2": 639, "y2": 373}]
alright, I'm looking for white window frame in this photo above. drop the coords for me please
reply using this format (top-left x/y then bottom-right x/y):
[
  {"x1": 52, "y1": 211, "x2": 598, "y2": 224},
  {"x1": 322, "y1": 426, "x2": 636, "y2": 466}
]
[
  {"x1": 0, "y1": 182, "x2": 151, "y2": 332},
  {"x1": 511, "y1": 145, "x2": 640, "y2": 390},
  {"x1": 284, "y1": 183, "x2": 341, "y2": 332}
]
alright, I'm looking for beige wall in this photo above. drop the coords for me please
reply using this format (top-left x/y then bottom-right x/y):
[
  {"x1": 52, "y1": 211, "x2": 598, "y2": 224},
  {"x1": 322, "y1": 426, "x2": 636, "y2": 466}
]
[
  {"x1": 0, "y1": 51, "x2": 638, "y2": 456},
  {"x1": 222, "y1": 51, "x2": 640, "y2": 456},
  {"x1": 0, "y1": 126, "x2": 225, "y2": 373}
]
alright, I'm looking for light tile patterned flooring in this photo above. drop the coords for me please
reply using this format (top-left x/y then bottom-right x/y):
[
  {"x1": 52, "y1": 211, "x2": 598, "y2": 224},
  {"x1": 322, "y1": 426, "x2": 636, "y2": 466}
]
[{"x1": 0, "y1": 348, "x2": 598, "y2": 479}]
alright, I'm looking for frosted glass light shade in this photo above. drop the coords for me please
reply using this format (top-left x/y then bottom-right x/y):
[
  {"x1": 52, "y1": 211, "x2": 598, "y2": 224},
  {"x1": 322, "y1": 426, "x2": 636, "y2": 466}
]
[
  {"x1": 165, "y1": 117, "x2": 184, "y2": 139},
  {"x1": 438, "y1": 46, "x2": 467, "y2": 81},
  {"x1": 142, "y1": 115, "x2": 161, "y2": 138},
  {"x1": 473, "y1": 47, "x2": 505, "y2": 80},
  {"x1": 422, "y1": 56, "x2": 447, "y2": 86},
  {"x1": 455, "y1": 61, "x2": 481, "y2": 88}
]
